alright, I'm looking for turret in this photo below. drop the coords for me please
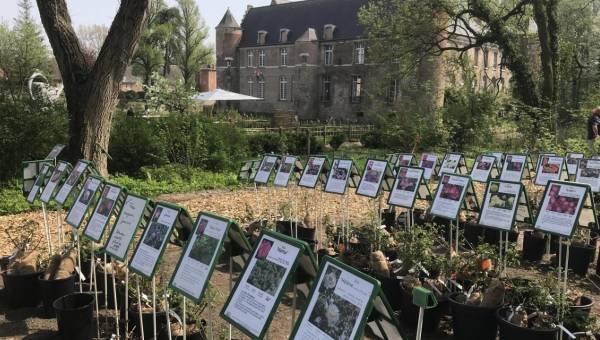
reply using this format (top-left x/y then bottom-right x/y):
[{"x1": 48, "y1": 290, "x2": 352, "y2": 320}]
[{"x1": 215, "y1": 9, "x2": 241, "y2": 68}]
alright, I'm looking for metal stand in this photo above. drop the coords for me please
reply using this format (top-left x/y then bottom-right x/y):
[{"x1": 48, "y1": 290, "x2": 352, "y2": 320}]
[
  {"x1": 136, "y1": 276, "x2": 145, "y2": 340},
  {"x1": 164, "y1": 291, "x2": 172, "y2": 340},
  {"x1": 41, "y1": 202, "x2": 53, "y2": 255},
  {"x1": 125, "y1": 255, "x2": 129, "y2": 338},
  {"x1": 183, "y1": 296, "x2": 187, "y2": 340},
  {"x1": 91, "y1": 245, "x2": 100, "y2": 340},
  {"x1": 152, "y1": 276, "x2": 157, "y2": 340},
  {"x1": 56, "y1": 205, "x2": 63, "y2": 249},
  {"x1": 228, "y1": 255, "x2": 233, "y2": 340},
  {"x1": 75, "y1": 232, "x2": 83, "y2": 292},
  {"x1": 416, "y1": 307, "x2": 425, "y2": 340},
  {"x1": 111, "y1": 256, "x2": 120, "y2": 340}
]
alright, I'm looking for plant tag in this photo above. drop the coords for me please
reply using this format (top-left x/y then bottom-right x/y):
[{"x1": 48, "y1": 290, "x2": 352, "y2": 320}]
[{"x1": 75, "y1": 266, "x2": 86, "y2": 281}]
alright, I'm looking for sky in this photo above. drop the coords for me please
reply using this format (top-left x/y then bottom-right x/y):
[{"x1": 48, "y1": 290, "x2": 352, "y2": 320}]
[{"x1": 1, "y1": 0, "x2": 296, "y2": 46}]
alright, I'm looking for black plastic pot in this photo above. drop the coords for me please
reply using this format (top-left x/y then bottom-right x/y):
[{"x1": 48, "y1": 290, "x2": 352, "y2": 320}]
[
  {"x1": 462, "y1": 221, "x2": 483, "y2": 247},
  {"x1": 275, "y1": 220, "x2": 297, "y2": 236},
  {"x1": 496, "y1": 306, "x2": 559, "y2": 340},
  {"x1": 522, "y1": 231, "x2": 546, "y2": 262},
  {"x1": 158, "y1": 320, "x2": 207, "y2": 340},
  {"x1": 399, "y1": 285, "x2": 446, "y2": 332},
  {"x1": 2, "y1": 271, "x2": 43, "y2": 308},
  {"x1": 297, "y1": 226, "x2": 316, "y2": 240},
  {"x1": 564, "y1": 295, "x2": 594, "y2": 332},
  {"x1": 381, "y1": 209, "x2": 396, "y2": 229},
  {"x1": 484, "y1": 228, "x2": 518, "y2": 245},
  {"x1": 129, "y1": 308, "x2": 168, "y2": 339},
  {"x1": 449, "y1": 292, "x2": 498, "y2": 340},
  {"x1": 53, "y1": 292, "x2": 95, "y2": 340},
  {"x1": 38, "y1": 274, "x2": 76, "y2": 317},
  {"x1": 95, "y1": 268, "x2": 126, "y2": 309},
  {"x1": 377, "y1": 276, "x2": 402, "y2": 311},
  {"x1": 557, "y1": 243, "x2": 595, "y2": 276}
]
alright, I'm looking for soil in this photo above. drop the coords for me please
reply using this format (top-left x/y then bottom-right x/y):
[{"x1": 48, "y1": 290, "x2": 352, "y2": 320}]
[{"x1": 1, "y1": 184, "x2": 599, "y2": 339}]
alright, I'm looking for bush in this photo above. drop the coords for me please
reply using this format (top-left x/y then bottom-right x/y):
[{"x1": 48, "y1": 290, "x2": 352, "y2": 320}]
[
  {"x1": 360, "y1": 130, "x2": 385, "y2": 149},
  {"x1": 247, "y1": 133, "x2": 288, "y2": 155},
  {"x1": 0, "y1": 100, "x2": 68, "y2": 181},
  {"x1": 108, "y1": 115, "x2": 167, "y2": 175},
  {"x1": 329, "y1": 133, "x2": 347, "y2": 151},
  {"x1": 153, "y1": 113, "x2": 208, "y2": 167},
  {"x1": 285, "y1": 132, "x2": 325, "y2": 155},
  {"x1": 204, "y1": 122, "x2": 249, "y2": 171}
]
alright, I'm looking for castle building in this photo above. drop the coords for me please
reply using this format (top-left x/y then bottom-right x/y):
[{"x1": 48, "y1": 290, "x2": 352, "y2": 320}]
[{"x1": 216, "y1": 0, "x2": 507, "y2": 121}]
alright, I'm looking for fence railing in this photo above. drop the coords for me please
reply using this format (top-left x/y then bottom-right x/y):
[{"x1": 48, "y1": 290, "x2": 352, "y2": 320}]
[{"x1": 242, "y1": 124, "x2": 374, "y2": 141}]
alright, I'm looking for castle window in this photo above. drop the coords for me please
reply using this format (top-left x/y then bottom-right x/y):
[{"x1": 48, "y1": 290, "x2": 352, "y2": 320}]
[
  {"x1": 351, "y1": 75, "x2": 362, "y2": 103},
  {"x1": 321, "y1": 75, "x2": 331, "y2": 101},
  {"x1": 258, "y1": 49, "x2": 265, "y2": 67},
  {"x1": 387, "y1": 80, "x2": 399, "y2": 103},
  {"x1": 247, "y1": 50, "x2": 254, "y2": 67},
  {"x1": 300, "y1": 53, "x2": 309, "y2": 64},
  {"x1": 324, "y1": 45, "x2": 333, "y2": 66},
  {"x1": 280, "y1": 47, "x2": 288, "y2": 66},
  {"x1": 354, "y1": 42, "x2": 365, "y2": 64},
  {"x1": 279, "y1": 29, "x2": 290, "y2": 43},
  {"x1": 323, "y1": 24, "x2": 336, "y2": 40},
  {"x1": 225, "y1": 57, "x2": 233, "y2": 67},
  {"x1": 257, "y1": 78, "x2": 265, "y2": 99},
  {"x1": 279, "y1": 76, "x2": 288, "y2": 101},
  {"x1": 257, "y1": 30, "x2": 268, "y2": 45},
  {"x1": 247, "y1": 76, "x2": 254, "y2": 96}
]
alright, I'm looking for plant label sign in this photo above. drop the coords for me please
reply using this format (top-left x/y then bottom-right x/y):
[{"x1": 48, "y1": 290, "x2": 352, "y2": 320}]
[
  {"x1": 273, "y1": 155, "x2": 297, "y2": 187},
  {"x1": 386, "y1": 153, "x2": 399, "y2": 165},
  {"x1": 356, "y1": 159, "x2": 389, "y2": 198},
  {"x1": 239, "y1": 160, "x2": 260, "y2": 181},
  {"x1": 83, "y1": 184, "x2": 123, "y2": 242},
  {"x1": 299, "y1": 156, "x2": 327, "y2": 188},
  {"x1": 254, "y1": 155, "x2": 278, "y2": 184},
  {"x1": 55, "y1": 160, "x2": 90, "y2": 205},
  {"x1": 534, "y1": 181, "x2": 588, "y2": 237},
  {"x1": 66, "y1": 176, "x2": 103, "y2": 229},
  {"x1": 489, "y1": 152, "x2": 504, "y2": 167},
  {"x1": 40, "y1": 161, "x2": 69, "y2": 203},
  {"x1": 170, "y1": 213, "x2": 230, "y2": 303},
  {"x1": 470, "y1": 155, "x2": 497, "y2": 183},
  {"x1": 439, "y1": 153, "x2": 463, "y2": 174},
  {"x1": 325, "y1": 159, "x2": 354, "y2": 195},
  {"x1": 566, "y1": 153, "x2": 584, "y2": 176},
  {"x1": 388, "y1": 167, "x2": 424, "y2": 209},
  {"x1": 129, "y1": 204, "x2": 178, "y2": 278},
  {"x1": 290, "y1": 257, "x2": 380, "y2": 340},
  {"x1": 419, "y1": 153, "x2": 438, "y2": 180},
  {"x1": 534, "y1": 156, "x2": 565, "y2": 186},
  {"x1": 221, "y1": 231, "x2": 304, "y2": 339},
  {"x1": 27, "y1": 164, "x2": 52, "y2": 203},
  {"x1": 576, "y1": 159, "x2": 600, "y2": 192},
  {"x1": 104, "y1": 194, "x2": 149, "y2": 261},
  {"x1": 500, "y1": 154, "x2": 527, "y2": 182},
  {"x1": 395, "y1": 153, "x2": 414, "y2": 167},
  {"x1": 478, "y1": 181, "x2": 523, "y2": 231},
  {"x1": 430, "y1": 174, "x2": 471, "y2": 220},
  {"x1": 45, "y1": 144, "x2": 65, "y2": 159}
]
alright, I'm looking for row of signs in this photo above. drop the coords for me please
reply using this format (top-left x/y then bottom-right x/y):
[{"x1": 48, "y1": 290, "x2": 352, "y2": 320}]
[{"x1": 25, "y1": 157, "x2": 400, "y2": 340}]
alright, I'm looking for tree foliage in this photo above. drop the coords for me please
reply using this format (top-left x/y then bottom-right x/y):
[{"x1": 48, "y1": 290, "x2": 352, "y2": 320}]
[{"x1": 174, "y1": 0, "x2": 212, "y2": 87}]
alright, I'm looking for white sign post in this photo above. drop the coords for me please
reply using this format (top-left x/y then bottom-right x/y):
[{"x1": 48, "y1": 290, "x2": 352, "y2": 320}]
[
  {"x1": 575, "y1": 159, "x2": 600, "y2": 193},
  {"x1": 65, "y1": 176, "x2": 103, "y2": 229},
  {"x1": 500, "y1": 154, "x2": 528, "y2": 182},
  {"x1": 566, "y1": 153, "x2": 584, "y2": 177},
  {"x1": 83, "y1": 183, "x2": 124, "y2": 242},
  {"x1": 534, "y1": 156, "x2": 566, "y2": 186},
  {"x1": 299, "y1": 156, "x2": 328, "y2": 188},
  {"x1": 418, "y1": 153, "x2": 438, "y2": 181},
  {"x1": 356, "y1": 159, "x2": 390, "y2": 198},
  {"x1": 254, "y1": 155, "x2": 278, "y2": 185},
  {"x1": 470, "y1": 155, "x2": 498, "y2": 183},
  {"x1": 273, "y1": 155, "x2": 298, "y2": 187},
  {"x1": 324, "y1": 159, "x2": 354, "y2": 195}
]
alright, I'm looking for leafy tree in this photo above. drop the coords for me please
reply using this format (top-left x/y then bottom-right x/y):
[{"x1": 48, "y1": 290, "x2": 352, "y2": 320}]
[
  {"x1": 174, "y1": 0, "x2": 212, "y2": 87},
  {"x1": 0, "y1": 0, "x2": 50, "y2": 101}
]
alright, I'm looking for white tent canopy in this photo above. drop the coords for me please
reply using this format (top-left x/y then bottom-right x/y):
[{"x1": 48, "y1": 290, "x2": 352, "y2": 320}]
[{"x1": 191, "y1": 88, "x2": 260, "y2": 101}]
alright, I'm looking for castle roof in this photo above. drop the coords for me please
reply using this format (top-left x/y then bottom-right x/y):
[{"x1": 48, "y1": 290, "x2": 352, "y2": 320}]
[
  {"x1": 217, "y1": 8, "x2": 240, "y2": 28},
  {"x1": 239, "y1": 0, "x2": 368, "y2": 47}
]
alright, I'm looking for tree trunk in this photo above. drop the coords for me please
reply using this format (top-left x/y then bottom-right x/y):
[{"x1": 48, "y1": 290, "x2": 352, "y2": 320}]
[
  {"x1": 533, "y1": 0, "x2": 555, "y2": 106},
  {"x1": 37, "y1": 0, "x2": 150, "y2": 175}
]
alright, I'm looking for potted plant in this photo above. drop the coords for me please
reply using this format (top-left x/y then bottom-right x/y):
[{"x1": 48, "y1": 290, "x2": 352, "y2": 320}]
[
  {"x1": 554, "y1": 230, "x2": 595, "y2": 276},
  {"x1": 1, "y1": 220, "x2": 45, "y2": 308},
  {"x1": 38, "y1": 249, "x2": 77, "y2": 317},
  {"x1": 522, "y1": 230, "x2": 546, "y2": 262},
  {"x1": 158, "y1": 289, "x2": 215, "y2": 340},
  {"x1": 128, "y1": 276, "x2": 169, "y2": 339},
  {"x1": 94, "y1": 259, "x2": 126, "y2": 309}
]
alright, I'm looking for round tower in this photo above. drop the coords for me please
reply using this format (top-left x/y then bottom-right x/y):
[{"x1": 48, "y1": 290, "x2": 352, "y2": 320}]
[{"x1": 215, "y1": 9, "x2": 242, "y2": 68}]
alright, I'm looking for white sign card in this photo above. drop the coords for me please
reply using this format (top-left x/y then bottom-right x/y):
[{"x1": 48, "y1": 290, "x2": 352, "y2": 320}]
[
  {"x1": 27, "y1": 164, "x2": 51, "y2": 203},
  {"x1": 490, "y1": 152, "x2": 504, "y2": 166},
  {"x1": 534, "y1": 156, "x2": 564, "y2": 186},
  {"x1": 388, "y1": 167, "x2": 424, "y2": 208},
  {"x1": 500, "y1": 154, "x2": 527, "y2": 182},
  {"x1": 439, "y1": 153, "x2": 462, "y2": 174},
  {"x1": 222, "y1": 233, "x2": 301, "y2": 338},
  {"x1": 129, "y1": 204, "x2": 178, "y2": 278},
  {"x1": 325, "y1": 159, "x2": 353, "y2": 195},
  {"x1": 386, "y1": 154, "x2": 399, "y2": 165},
  {"x1": 430, "y1": 174, "x2": 470, "y2": 220},
  {"x1": 254, "y1": 155, "x2": 278, "y2": 184},
  {"x1": 478, "y1": 181, "x2": 522, "y2": 231},
  {"x1": 273, "y1": 155, "x2": 297, "y2": 187},
  {"x1": 170, "y1": 214, "x2": 229, "y2": 302},
  {"x1": 65, "y1": 176, "x2": 103, "y2": 228},
  {"x1": 45, "y1": 144, "x2": 65, "y2": 159},
  {"x1": 83, "y1": 184, "x2": 122, "y2": 242},
  {"x1": 470, "y1": 155, "x2": 496, "y2": 182},
  {"x1": 299, "y1": 156, "x2": 326, "y2": 188},
  {"x1": 55, "y1": 160, "x2": 89, "y2": 205},
  {"x1": 356, "y1": 160, "x2": 388, "y2": 198},
  {"x1": 534, "y1": 182, "x2": 587, "y2": 237},
  {"x1": 575, "y1": 159, "x2": 600, "y2": 193},
  {"x1": 40, "y1": 162, "x2": 68, "y2": 203},
  {"x1": 535, "y1": 152, "x2": 557, "y2": 171},
  {"x1": 566, "y1": 153, "x2": 584, "y2": 176},
  {"x1": 291, "y1": 260, "x2": 375, "y2": 340},
  {"x1": 395, "y1": 154, "x2": 414, "y2": 167},
  {"x1": 105, "y1": 194, "x2": 148, "y2": 261},
  {"x1": 593, "y1": 155, "x2": 600, "y2": 160},
  {"x1": 419, "y1": 153, "x2": 438, "y2": 180}
]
